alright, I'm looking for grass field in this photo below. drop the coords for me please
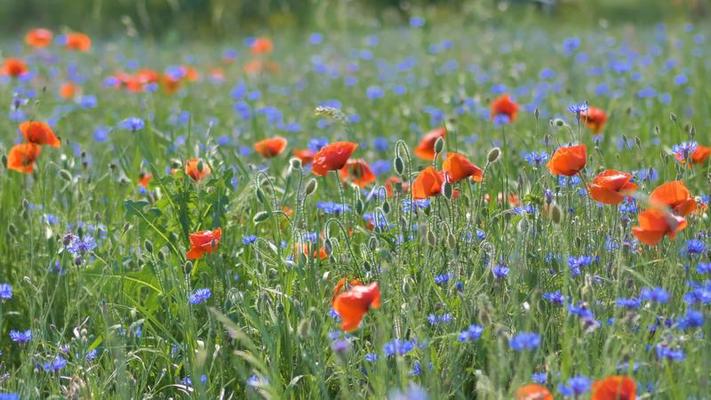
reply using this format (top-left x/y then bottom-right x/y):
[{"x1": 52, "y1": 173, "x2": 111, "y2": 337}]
[{"x1": 0, "y1": 18, "x2": 709, "y2": 399}]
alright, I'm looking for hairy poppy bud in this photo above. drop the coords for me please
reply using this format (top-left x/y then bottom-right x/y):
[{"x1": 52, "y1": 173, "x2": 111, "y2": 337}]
[
  {"x1": 197, "y1": 161, "x2": 204, "y2": 173},
  {"x1": 144, "y1": 239, "x2": 153, "y2": 253},
  {"x1": 59, "y1": 169, "x2": 73, "y2": 181},
  {"x1": 304, "y1": 178, "x2": 318, "y2": 196},
  {"x1": 255, "y1": 187, "x2": 268, "y2": 206},
  {"x1": 394, "y1": 156, "x2": 405, "y2": 176},
  {"x1": 324, "y1": 238, "x2": 333, "y2": 256},
  {"x1": 534, "y1": 107, "x2": 540, "y2": 120},
  {"x1": 368, "y1": 236, "x2": 378, "y2": 250},
  {"x1": 434, "y1": 137, "x2": 445, "y2": 154},
  {"x1": 426, "y1": 228, "x2": 437, "y2": 246},
  {"x1": 289, "y1": 157, "x2": 302, "y2": 171},
  {"x1": 382, "y1": 200, "x2": 391, "y2": 214},
  {"x1": 487, "y1": 147, "x2": 502, "y2": 164},
  {"x1": 669, "y1": 112, "x2": 677, "y2": 122},
  {"x1": 1, "y1": 154, "x2": 6, "y2": 167},
  {"x1": 549, "y1": 203, "x2": 563, "y2": 224},
  {"x1": 355, "y1": 198, "x2": 364, "y2": 215},
  {"x1": 158, "y1": 247, "x2": 167, "y2": 262},
  {"x1": 442, "y1": 181, "x2": 453, "y2": 199},
  {"x1": 8, "y1": 223, "x2": 17, "y2": 236},
  {"x1": 447, "y1": 231, "x2": 457, "y2": 248},
  {"x1": 297, "y1": 318, "x2": 311, "y2": 337},
  {"x1": 253, "y1": 211, "x2": 270, "y2": 223},
  {"x1": 690, "y1": 125, "x2": 696, "y2": 138},
  {"x1": 183, "y1": 261, "x2": 193, "y2": 274}
]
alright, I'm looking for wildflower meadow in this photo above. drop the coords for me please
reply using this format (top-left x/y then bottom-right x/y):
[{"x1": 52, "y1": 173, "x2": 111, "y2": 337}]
[{"x1": 0, "y1": 4, "x2": 710, "y2": 399}]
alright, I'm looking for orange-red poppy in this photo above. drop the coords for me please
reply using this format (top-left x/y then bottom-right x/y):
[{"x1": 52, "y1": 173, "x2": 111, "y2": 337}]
[
  {"x1": 186, "y1": 228, "x2": 222, "y2": 260},
  {"x1": 632, "y1": 208, "x2": 687, "y2": 246},
  {"x1": 294, "y1": 243, "x2": 329, "y2": 261},
  {"x1": 251, "y1": 37, "x2": 274, "y2": 55},
  {"x1": 332, "y1": 281, "x2": 381, "y2": 332},
  {"x1": 185, "y1": 158, "x2": 211, "y2": 182},
  {"x1": 547, "y1": 144, "x2": 587, "y2": 176},
  {"x1": 490, "y1": 94, "x2": 519, "y2": 123},
  {"x1": 591, "y1": 376, "x2": 636, "y2": 400},
  {"x1": 311, "y1": 141, "x2": 358, "y2": 176},
  {"x1": 7, "y1": 143, "x2": 41, "y2": 174},
  {"x1": 1, "y1": 58, "x2": 28, "y2": 78},
  {"x1": 414, "y1": 127, "x2": 446, "y2": 161},
  {"x1": 25, "y1": 28, "x2": 53, "y2": 48},
  {"x1": 581, "y1": 106, "x2": 608, "y2": 134},
  {"x1": 339, "y1": 159, "x2": 376, "y2": 188},
  {"x1": 181, "y1": 65, "x2": 200, "y2": 81},
  {"x1": 139, "y1": 172, "x2": 153, "y2": 188},
  {"x1": 65, "y1": 32, "x2": 91, "y2": 52},
  {"x1": 384, "y1": 176, "x2": 408, "y2": 197},
  {"x1": 59, "y1": 82, "x2": 77, "y2": 99},
  {"x1": 254, "y1": 136, "x2": 288, "y2": 158},
  {"x1": 676, "y1": 144, "x2": 710, "y2": 165},
  {"x1": 412, "y1": 166, "x2": 444, "y2": 199},
  {"x1": 649, "y1": 181, "x2": 696, "y2": 216},
  {"x1": 588, "y1": 169, "x2": 637, "y2": 205},
  {"x1": 442, "y1": 152, "x2": 483, "y2": 183},
  {"x1": 136, "y1": 68, "x2": 160, "y2": 84},
  {"x1": 20, "y1": 121, "x2": 61, "y2": 148},
  {"x1": 293, "y1": 149, "x2": 315, "y2": 165},
  {"x1": 515, "y1": 384, "x2": 553, "y2": 400},
  {"x1": 161, "y1": 74, "x2": 181, "y2": 94}
]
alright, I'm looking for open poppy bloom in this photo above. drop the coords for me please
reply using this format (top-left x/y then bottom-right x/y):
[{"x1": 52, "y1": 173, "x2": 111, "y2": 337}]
[
  {"x1": 581, "y1": 106, "x2": 608, "y2": 134},
  {"x1": 588, "y1": 169, "x2": 637, "y2": 205},
  {"x1": 254, "y1": 136, "x2": 288, "y2": 158},
  {"x1": 293, "y1": 149, "x2": 315, "y2": 165},
  {"x1": 490, "y1": 94, "x2": 519, "y2": 123},
  {"x1": 649, "y1": 181, "x2": 696, "y2": 216},
  {"x1": 59, "y1": 82, "x2": 78, "y2": 99},
  {"x1": 25, "y1": 28, "x2": 53, "y2": 48},
  {"x1": 185, "y1": 158, "x2": 212, "y2": 182},
  {"x1": 332, "y1": 281, "x2": 381, "y2": 332},
  {"x1": 591, "y1": 376, "x2": 636, "y2": 400},
  {"x1": 547, "y1": 144, "x2": 587, "y2": 176},
  {"x1": 1, "y1": 58, "x2": 28, "y2": 78},
  {"x1": 515, "y1": 384, "x2": 553, "y2": 400},
  {"x1": 20, "y1": 121, "x2": 61, "y2": 148},
  {"x1": 186, "y1": 228, "x2": 222, "y2": 260},
  {"x1": 138, "y1": 172, "x2": 153, "y2": 188},
  {"x1": 7, "y1": 143, "x2": 41, "y2": 174},
  {"x1": 251, "y1": 37, "x2": 274, "y2": 55},
  {"x1": 65, "y1": 32, "x2": 91, "y2": 52},
  {"x1": 632, "y1": 208, "x2": 687, "y2": 246},
  {"x1": 442, "y1": 152, "x2": 483, "y2": 183},
  {"x1": 414, "y1": 127, "x2": 446, "y2": 160},
  {"x1": 339, "y1": 159, "x2": 376, "y2": 188},
  {"x1": 243, "y1": 59, "x2": 280, "y2": 75},
  {"x1": 675, "y1": 144, "x2": 710, "y2": 165},
  {"x1": 311, "y1": 141, "x2": 358, "y2": 176},
  {"x1": 412, "y1": 166, "x2": 444, "y2": 199}
]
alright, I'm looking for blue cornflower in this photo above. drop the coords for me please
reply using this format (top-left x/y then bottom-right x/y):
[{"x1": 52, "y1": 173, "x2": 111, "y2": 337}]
[
  {"x1": 633, "y1": 168, "x2": 658, "y2": 182},
  {"x1": 615, "y1": 297, "x2": 641, "y2": 309},
  {"x1": 118, "y1": 117, "x2": 145, "y2": 132},
  {"x1": 641, "y1": 287, "x2": 670, "y2": 304},
  {"x1": 85, "y1": 349, "x2": 98, "y2": 361},
  {"x1": 568, "y1": 255, "x2": 595, "y2": 277},
  {"x1": 331, "y1": 339, "x2": 351, "y2": 354},
  {"x1": 697, "y1": 263, "x2": 711, "y2": 274},
  {"x1": 427, "y1": 313, "x2": 453, "y2": 326},
  {"x1": 509, "y1": 332, "x2": 540, "y2": 351},
  {"x1": 434, "y1": 273, "x2": 452, "y2": 285},
  {"x1": 0, "y1": 393, "x2": 19, "y2": 400},
  {"x1": 493, "y1": 114, "x2": 510, "y2": 127},
  {"x1": 562, "y1": 37, "x2": 581, "y2": 55},
  {"x1": 674, "y1": 74, "x2": 688, "y2": 86},
  {"x1": 567, "y1": 101, "x2": 588, "y2": 119},
  {"x1": 568, "y1": 303, "x2": 594, "y2": 320},
  {"x1": 364, "y1": 353, "x2": 378, "y2": 362},
  {"x1": 246, "y1": 374, "x2": 268, "y2": 387},
  {"x1": 0, "y1": 283, "x2": 12, "y2": 300},
  {"x1": 366, "y1": 86, "x2": 384, "y2": 100},
  {"x1": 401, "y1": 199, "x2": 430, "y2": 212},
  {"x1": 9, "y1": 329, "x2": 31, "y2": 344},
  {"x1": 409, "y1": 16, "x2": 425, "y2": 28},
  {"x1": 189, "y1": 288, "x2": 212, "y2": 305},
  {"x1": 383, "y1": 339, "x2": 416, "y2": 357},
  {"x1": 458, "y1": 324, "x2": 483, "y2": 342},
  {"x1": 242, "y1": 235, "x2": 257, "y2": 245},
  {"x1": 558, "y1": 376, "x2": 591, "y2": 397},
  {"x1": 316, "y1": 202, "x2": 350, "y2": 215},
  {"x1": 492, "y1": 264, "x2": 509, "y2": 279},
  {"x1": 677, "y1": 309, "x2": 704, "y2": 330},
  {"x1": 522, "y1": 151, "x2": 549, "y2": 167},
  {"x1": 655, "y1": 344, "x2": 685, "y2": 362},
  {"x1": 543, "y1": 291, "x2": 565, "y2": 305},
  {"x1": 42, "y1": 355, "x2": 67, "y2": 373},
  {"x1": 371, "y1": 160, "x2": 391, "y2": 176},
  {"x1": 618, "y1": 198, "x2": 638, "y2": 214},
  {"x1": 66, "y1": 235, "x2": 97, "y2": 256},
  {"x1": 388, "y1": 383, "x2": 428, "y2": 400},
  {"x1": 672, "y1": 141, "x2": 698, "y2": 161},
  {"x1": 373, "y1": 137, "x2": 389, "y2": 152},
  {"x1": 309, "y1": 32, "x2": 323, "y2": 45},
  {"x1": 532, "y1": 372, "x2": 547, "y2": 384},
  {"x1": 680, "y1": 239, "x2": 705, "y2": 257},
  {"x1": 307, "y1": 137, "x2": 328, "y2": 152}
]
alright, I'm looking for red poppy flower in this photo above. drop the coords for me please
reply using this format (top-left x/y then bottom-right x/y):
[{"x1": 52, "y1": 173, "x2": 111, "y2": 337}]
[
  {"x1": 181, "y1": 65, "x2": 200, "y2": 81},
  {"x1": 1, "y1": 58, "x2": 28, "y2": 78},
  {"x1": 515, "y1": 384, "x2": 553, "y2": 400},
  {"x1": 547, "y1": 144, "x2": 587, "y2": 176},
  {"x1": 65, "y1": 32, "x2": 91, "y2": 52},
  {"x1": 490, "y1": 94, "x2": 519, "y2": 123},
  {"x1": 412, "y1": 166, "x2": 444, "y2": 199},
  {"x1": 293, "y1": 149, "x2": 315, "y2": 165},
  {"x1": 20, "y1": 121, "x2": 61, "y2": 148},
  {"x1": 676, "y1": 144, "x2": 710, "y2": 165},
  {"x1": 632, "y1": 208, "x2": 687, "y2": 246},
  {"x1": 254, "y1": 136, "x2": 288, "y2": 158},
  {"x1": 588, "y1": 169, "x2": 637, "y2": 205},
  {"x1": 339, "y1": 159, "x2": 376, "y2": 188},
  {"x1": 139, "y1": 172, "x2": 153, "y2": 188},
  {"x1": 581, "y1": 106, "x2": 608, "y2": 134},
  {"x1": 251, "y1": 37, "x2": 274, "y2": 55},
  {"x1": 185, "y1": 158, "x2": 212, "y2": 182},
  {"x1": 591, "y1": 376, "x2": 636, "y2": 400},
  {"x1": 332, "y1": 281, "x2": 381, "y2": 332},
  {"x1": 161, "y1": 74, "x2": 181, "y2": 94},
  {"x1": 384, "y1": 176, "x2": 408, "y2": 197},
  {"x1": 25, "y1": 28, "x2": 53, "y2": 48},
  {"x1": 186, "y1": 228, "x2": 222, "y2": 260},
  {"x1": 59, "y1": 82, "x2": 77, "y2": 99},
  {"x1": 649, "y1": 181, "x2": 696, "y2": 216},
  {"x1": 311, "y1": 142, "x2": 358, "y2": 176},
  {"x1": 442, "y1": 152, "x2": 483, "y2": 183},
  {"x1": 7, "y1": 143, "x2": 41, "y2": 174},
  {"x1": 414, "y1": 127, "x2": 446, "y2": 161}
]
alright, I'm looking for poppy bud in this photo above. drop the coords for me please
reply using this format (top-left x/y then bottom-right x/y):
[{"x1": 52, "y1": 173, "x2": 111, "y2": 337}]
[
  {"x1": 183, "y1": 260, "x2": 193, "y2": 274},
  {"x1": 382, "y1": 200, "x2": 391, "y2": 214},
  {"x1": 362, "y1": 260, "x2": 372, "y2": 271},
  {"x1": 158, "y1": 247, "x2": 167, "y2": 262},
  {"x1": 670, "y1": 112, "x2": 677, "y2": 122},
  {"x1": 550, "y1": 203, "x2": 563, "y2": 224},
  {"x1": 74, "y1": 256, "x2": 83, "y2": 266},
  {"x1": 394, "y1": 156, "x2": 405, "y2": 176},
  {"x1": 442, "y1": 181, "x2": 453, "y2": 199},
  {"x1": 355, "y1": 198, "x2": 364, "y2": 215},
  {"x1": 426, "y1": 228, "x2": 437, "y2": 246},
  {"x1": 297, "y1": 318, "x2": 311, "y2": 337},
  {"x1": 255, "y1": 187, "x2": 268, "y2": 206},
  {"x1": 534, "y1": 108, "x2": 540, "y2": 120},
  {"x1": 487, "y1": 147, "x2": 501, "y2": 164},
  {"x1": 324, "y1": 238, "x2": 333, "y2": 256},
  {"x1": 8, "y1": 223, "x2": 17, "y2": 236},
  {"x1": 170, "y1": 159, "x2": 182, "y2": 169},
  {"x1": 434, "y1": 137, "x2": 445, "y2": 154},
  {"x1": 690, "y1": 125, "x2": 696, "y2": 138},
  {"x1": 144, "y1": 239, "x2": 153, "y2": 253},
  {"x1": 253, "y1": 211, "x2": 270, "y2": 223},
  {"x1": 1, "y1": 154, "x2": 6, "y2": 167},
  {"x1": 289, "y1": 157, "x2": 302, "y2": 171},
  {"x1": 447, "y1": 231, "x2": 457, "y2": 248},
  {"x1": 304, "y1": 178, "x2": 318, "y2": 196},
  {"x1": 59, "y1": 169, "x2": 73, "y2": 181},
  {"x1": 368, "y1": 236, "x2": 378, "y2": 250}
]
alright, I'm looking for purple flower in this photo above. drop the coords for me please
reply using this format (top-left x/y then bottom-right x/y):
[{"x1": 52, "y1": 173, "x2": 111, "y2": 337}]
[
  {"x1": 641, "y1": 287, "x2": 670, "y2": 304},
  {"x1": 189, "y1": 288, "x2": 212, "y2": 305},
  {"x1": 543, "y1": 291, "x2": 565, "y2": 305},
  {"x1": 42, "y1": 355, "x2": 67, "y2": 373},
  {"x1": 0, "y1": 283, "x2": 12, "y2": 300},
  {"x1": 492, "y1": 264, "x2": 509, "y2": 279},
  {"x1": 458, "y1": 324, "x2": 483, "y2": 342},
  {"x1": 558, "y1": 376, "x2": 591, "y2": 397},
  {"x1": 9, "y1": 329, "x2": 31, "y2": 344},
  {"x1": 509, "y1": 332, "x2": 540, "y2": 351},
  {"x1": 118, "y1": 117, "x2": 145, "y2": 132}
]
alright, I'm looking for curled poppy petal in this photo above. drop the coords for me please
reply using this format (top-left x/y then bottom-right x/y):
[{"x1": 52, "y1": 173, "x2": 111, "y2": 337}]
[
  {"x1": 339, "y1": 159, "x2": 376, "y2": 188},
  {"x1": 332, "y1": 282, "x2": 380, "y2": 332},
  {"x1": 515, "y1": 384, "x2": 553, "y2": 400},
  {"x1": 185, "y1": 158, "x2": 212, "y2": 182},
  {"x1": 7, "y1": 143, "x2": 42, "y2": 174},
  {"x1": 412, "y1": 166, "x2": 444, "y2": 199},
  {"x1": 311, "y1": 142, "x2": 358, "y2": 176},
  {"x1": 632, "y1": 208, "x2": 687, "y2": 246},
  {"x1": 649, "y1": 181, "x2": 695, "y2": 216},
  {"x1": 490, "y1": 94, "x2": 519, "y2": 122},
  {"x1": 581, "y1": 106, "x2": 608, "y2": 134},
  {"x1": 186, "y1": 228, "x2": 222, "y2": 260},
  {"x1": 591, "y1": 376, "x2": 636, "y2": 400},
  {"x1": 442, "y1": 152, "x2": 483, "y2": 183},
  {"x1": 588, "y1": 169, "x2": 637, "y2": 205},
  {"x1": 414, "y1": 127, "x2": 446, "y2": 161},
  {"x1": 547, "y1": 144, "x2": 587, "y2": 176},
  {"x1": 254, "y1": 136, "x2": 288, "y2": 158},
  {"x1": 20, "y1": 121, "x2": 61, "y2": 148}
]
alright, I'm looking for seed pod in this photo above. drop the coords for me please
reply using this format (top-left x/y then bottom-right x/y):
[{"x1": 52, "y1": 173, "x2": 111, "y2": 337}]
[
  {"x1": 487, "y1": 147, "x2": 502, "y2": 164},
  {"x1": 394, "y1": 156, "x2": 405, "y2": 176},
  {"x1": 304, "y1": 178, "x2": 318, "y2": 196},
  {"x1": 434, "y1": 137, "x2": 445, "y2": 154},
  {"x1": 253, "y1": 211, "x2": 270, "y2": 223}
]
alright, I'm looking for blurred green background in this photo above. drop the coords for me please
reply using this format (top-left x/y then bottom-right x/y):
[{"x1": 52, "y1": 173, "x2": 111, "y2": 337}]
[{"x1": 3, "y1": 0, "x2": 709, "y2": 38}]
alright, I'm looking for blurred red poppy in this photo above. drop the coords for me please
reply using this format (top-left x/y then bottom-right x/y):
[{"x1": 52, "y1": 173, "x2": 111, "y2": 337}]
[
  {"x1": 7, "y1": 143, "x2": 41, "y2": 174},
  {"x1": 591, "y1": 376, "x2": 636, "y2": 400},
  {"x1": 632, "y1": 208, "x2": 687, "y2": 246},
  {"x1": 293, "y1": 149, "x2": 315, "y2": 165},
  {"x1": 412, "y1": 166, "x2": 443, "y2": 199},
  {"x1": 20, "y1": 121, "x2": 61, "y2": 148},
  {"x1": 649, "y1": 181, "x2": 696, "y2": 216},
  {"x1": 186, "y1": 228, "x2": 222, "y2": 260},
  {"x1": 251, "y1": 37, "x2": 274, "y2": 55},
  {"x1": 332, "y1": 281, "x2": 381, "y2": 332},
  {"x1": 414, "y1": 127, "x2": 446, "y2": 160},
  {"x1": 547, "y1": 144, "x2": 586, "y2": 176},
  {"x1": 588, "y1": 169, "x2": 637, "y2": 205},
  {"x1": 139, "y1": 172, "x2": 153, "y2": 188},
  {"x1": 59, "y1": 82, "x2": 78, "y2": 99},
  {"x1": 185, "y1": 158, "x2": 211, "y2": 182},
  {"x1": 339, "y1": 159, "x2": 376, "y2": 188},
  {"x1": 384, "y1": 176, "x2": 408, "y2": 197},
  {"x1": 65, "y1": 32, "x2": 91, "y2": 52},
  {"x1": 515, "y1": 384, "x2": 553, "y2": 400},
  {"x1": 442, "y1": 152, "x2": 483, "y2": 183},
  {"x1": 25, "y1": 28, "x2": 53, "y2": 48},
  {"x1": 1, "y1": 58, "x2": 28, "y2": 78},
  {"x1": 581, "y1": 106, "x2": 607, "y2": 134},
  {"x1": 254, "y1": 137, "x2": 288, "y2": 158},
  {"x1": 490, "y1": 94, "x2": 519, "y2": 123},
  {"x1": 311, "y1": 141, "x2": 358, "y2": 176}
]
